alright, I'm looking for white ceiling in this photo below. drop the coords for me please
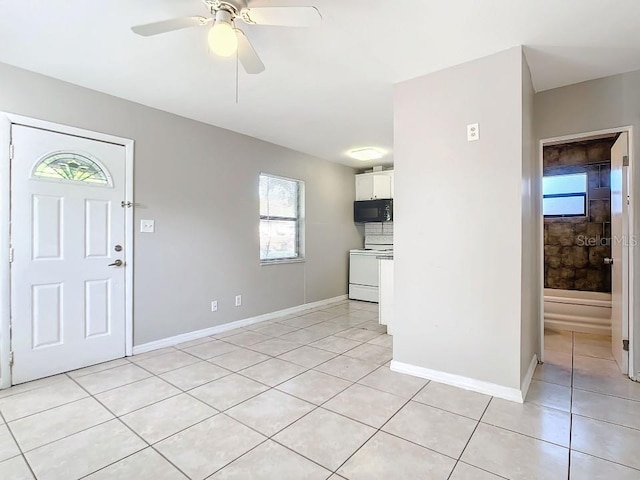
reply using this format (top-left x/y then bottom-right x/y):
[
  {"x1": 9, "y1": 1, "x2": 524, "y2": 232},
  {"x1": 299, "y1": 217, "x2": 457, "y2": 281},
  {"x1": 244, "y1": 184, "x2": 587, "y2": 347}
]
[{"x1": 1, "y1": 0, "x2": 640, "y2": 167}]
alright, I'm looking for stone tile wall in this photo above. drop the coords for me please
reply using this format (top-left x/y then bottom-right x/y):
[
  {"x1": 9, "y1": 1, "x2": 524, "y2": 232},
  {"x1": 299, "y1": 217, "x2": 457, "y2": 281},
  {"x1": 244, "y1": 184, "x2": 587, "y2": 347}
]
[{"x1": 543, "y1": 138, "x2": 616, "y2": 292}]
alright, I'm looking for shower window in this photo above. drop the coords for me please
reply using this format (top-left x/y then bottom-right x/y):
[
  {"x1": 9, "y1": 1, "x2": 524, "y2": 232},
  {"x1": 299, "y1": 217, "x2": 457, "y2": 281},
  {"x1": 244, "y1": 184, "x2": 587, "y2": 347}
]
[{"x1": 543, "y1": 172, "x2": 588, "y2": 217}]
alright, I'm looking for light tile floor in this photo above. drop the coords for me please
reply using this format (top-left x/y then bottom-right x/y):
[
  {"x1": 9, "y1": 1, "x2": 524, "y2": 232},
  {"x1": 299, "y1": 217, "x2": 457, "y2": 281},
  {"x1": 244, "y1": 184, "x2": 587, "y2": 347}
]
[{"x1": 0, "y1": 301, "x2": 639, "y2": 479}]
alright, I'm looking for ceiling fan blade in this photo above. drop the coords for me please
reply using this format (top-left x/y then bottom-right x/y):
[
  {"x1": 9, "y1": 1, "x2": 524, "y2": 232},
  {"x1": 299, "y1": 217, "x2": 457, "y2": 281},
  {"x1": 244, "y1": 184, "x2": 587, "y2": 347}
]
[
  {"x1": 131, "y1": 16, "x2": 210, "y2": 36},
  {"x1": 236, "y1": 29, "x2": 265, "y2": 74},
  {"x1": 240, "y1": 6, "x2": 321, "y2": 27}
]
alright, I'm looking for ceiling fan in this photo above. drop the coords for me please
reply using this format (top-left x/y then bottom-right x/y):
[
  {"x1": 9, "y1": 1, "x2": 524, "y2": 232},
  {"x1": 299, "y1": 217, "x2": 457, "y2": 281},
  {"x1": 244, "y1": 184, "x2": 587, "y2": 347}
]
[{"x1": 131, "y1": 0, "x2": 322, "y2": 75}]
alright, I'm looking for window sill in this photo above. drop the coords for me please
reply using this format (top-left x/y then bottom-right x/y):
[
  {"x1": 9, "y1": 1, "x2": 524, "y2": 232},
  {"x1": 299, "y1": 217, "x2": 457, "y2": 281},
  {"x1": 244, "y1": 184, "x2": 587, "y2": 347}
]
[{"x1": 261, "y1": 257, "x2": 306, "y2": 266}]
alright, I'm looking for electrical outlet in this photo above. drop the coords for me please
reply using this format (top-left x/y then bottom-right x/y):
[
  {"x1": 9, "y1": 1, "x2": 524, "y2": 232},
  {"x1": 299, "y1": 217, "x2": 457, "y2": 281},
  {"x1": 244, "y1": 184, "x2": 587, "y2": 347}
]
[
  {"x1": 235, "y1": 295, "x2": 242, "y2": 307},
  {"x1": 211, "y1": 300, "x2": 218, "y2": 312},
  {"x1": 140, "y1": 219, "x2": 155, "y2": 233},
  {"x1": 467, "y1": 123, "x2": 479, "y2": 142}
]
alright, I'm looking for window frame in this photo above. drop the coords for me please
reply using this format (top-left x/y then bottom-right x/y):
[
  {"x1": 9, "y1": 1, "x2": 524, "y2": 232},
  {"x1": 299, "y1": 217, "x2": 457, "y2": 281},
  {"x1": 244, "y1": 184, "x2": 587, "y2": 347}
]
[
  {"x1": 543, "y1": 172, "x2": 588, "y2": 218},
  {"x1": 259, "y1": 173, "x2": 305, "y2": 265}
]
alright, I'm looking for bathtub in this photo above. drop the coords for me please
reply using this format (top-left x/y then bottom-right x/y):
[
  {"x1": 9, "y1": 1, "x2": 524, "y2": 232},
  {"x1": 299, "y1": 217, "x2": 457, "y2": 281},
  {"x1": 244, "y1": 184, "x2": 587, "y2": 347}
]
[{"x1": 544, "y1": 288, "x2": 612, "y2": 335}]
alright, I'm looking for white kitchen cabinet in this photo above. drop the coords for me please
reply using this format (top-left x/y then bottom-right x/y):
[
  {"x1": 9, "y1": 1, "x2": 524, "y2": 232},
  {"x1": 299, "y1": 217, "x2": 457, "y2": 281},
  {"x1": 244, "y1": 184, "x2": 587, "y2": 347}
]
[{"x1": 355, "y1": 171, "x2": 394, "y2": 200}]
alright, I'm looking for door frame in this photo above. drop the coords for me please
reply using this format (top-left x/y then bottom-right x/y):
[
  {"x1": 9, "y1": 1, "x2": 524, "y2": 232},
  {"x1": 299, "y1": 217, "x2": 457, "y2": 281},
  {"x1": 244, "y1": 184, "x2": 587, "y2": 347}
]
[
  {"x1": 0, "y1": 112, "x2": 135, "y2": 389},
  {"x1": 537, "y1": 126, "x2": 634, "y2": 377}
]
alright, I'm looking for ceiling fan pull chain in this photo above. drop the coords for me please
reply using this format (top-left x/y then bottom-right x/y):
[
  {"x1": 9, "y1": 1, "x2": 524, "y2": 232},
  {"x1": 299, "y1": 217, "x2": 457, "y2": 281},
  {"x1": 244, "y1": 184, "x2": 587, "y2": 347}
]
[{"x1": 236, "y1": 45, "x2": 240, "y2": 104}]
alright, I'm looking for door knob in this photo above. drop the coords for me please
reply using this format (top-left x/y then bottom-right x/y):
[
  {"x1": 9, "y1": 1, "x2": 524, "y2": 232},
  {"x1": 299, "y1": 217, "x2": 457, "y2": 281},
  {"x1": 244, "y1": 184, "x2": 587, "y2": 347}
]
[
  {"x1": 108, "y1": 259, "x2": 123, "y2": 267},
  {"x1": 604, "y1": 257, "x2": 614, "y2": 265}
]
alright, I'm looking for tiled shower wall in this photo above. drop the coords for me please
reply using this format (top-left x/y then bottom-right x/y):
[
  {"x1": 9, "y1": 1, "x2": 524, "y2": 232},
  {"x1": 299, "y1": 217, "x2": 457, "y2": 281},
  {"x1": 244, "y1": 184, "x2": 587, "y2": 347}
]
[{"x1": 544, "y1": 138, "x2": 615, "y2": 292}]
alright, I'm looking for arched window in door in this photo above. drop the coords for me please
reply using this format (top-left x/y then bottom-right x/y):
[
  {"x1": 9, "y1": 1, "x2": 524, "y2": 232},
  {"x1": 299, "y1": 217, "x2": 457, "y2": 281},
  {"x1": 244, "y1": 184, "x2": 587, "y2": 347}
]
[{"x1": 32, "y1": 151, "x2": 112, "y2": 187}]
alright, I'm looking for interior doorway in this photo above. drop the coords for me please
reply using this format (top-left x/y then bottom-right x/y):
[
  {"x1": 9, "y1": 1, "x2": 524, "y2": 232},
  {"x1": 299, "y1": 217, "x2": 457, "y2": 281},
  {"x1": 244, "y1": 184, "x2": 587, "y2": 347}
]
[
  {"x1": 0, "y1": 114, "x2": 135, "y2": 388},
  {"x1": 538, "y1": 127, "x2": 634, "y2": 381}
]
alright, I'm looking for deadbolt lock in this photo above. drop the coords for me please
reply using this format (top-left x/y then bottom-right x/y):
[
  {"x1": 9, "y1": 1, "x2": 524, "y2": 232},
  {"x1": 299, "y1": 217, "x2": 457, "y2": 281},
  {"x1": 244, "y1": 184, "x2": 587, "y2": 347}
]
[{"x1": 114, "y1": 245, "x2": 123, "y2": 252}]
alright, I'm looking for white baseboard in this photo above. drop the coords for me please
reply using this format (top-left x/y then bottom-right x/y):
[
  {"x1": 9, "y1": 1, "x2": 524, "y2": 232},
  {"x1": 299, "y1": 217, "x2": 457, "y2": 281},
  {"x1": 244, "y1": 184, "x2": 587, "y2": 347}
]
[
  {"x1": 390, "y1": 360, "x2": 530, "y2": 403},
  {"x1": 132, "y1": 295, "x2": 347, "y2": 355},
  {"x1": 520, "y1": 354, "x2": 538, "y2": 402},
  {"x1": 545, "y1": 315, "x2": 611, "y2": 335}
]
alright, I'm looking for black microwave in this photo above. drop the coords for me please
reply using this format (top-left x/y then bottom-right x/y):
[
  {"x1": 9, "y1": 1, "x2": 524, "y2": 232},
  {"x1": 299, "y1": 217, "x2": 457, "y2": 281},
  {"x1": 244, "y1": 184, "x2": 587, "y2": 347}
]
[{"x1": 354, "y1": 199, "x2": 393, "y2": 223}]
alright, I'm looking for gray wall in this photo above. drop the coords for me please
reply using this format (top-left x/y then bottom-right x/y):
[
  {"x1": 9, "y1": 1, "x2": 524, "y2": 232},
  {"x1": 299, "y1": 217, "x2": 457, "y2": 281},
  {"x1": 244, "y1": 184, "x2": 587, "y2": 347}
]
[
  {"x1": 535, "y1": 69, "x2": 640, "y2": 378},
  {"x1": 0, "y1": 62, "x2": 362, "y2": 346},
  {"x1": 394, "y1": 47, "x2": 537, "y2": 393}
]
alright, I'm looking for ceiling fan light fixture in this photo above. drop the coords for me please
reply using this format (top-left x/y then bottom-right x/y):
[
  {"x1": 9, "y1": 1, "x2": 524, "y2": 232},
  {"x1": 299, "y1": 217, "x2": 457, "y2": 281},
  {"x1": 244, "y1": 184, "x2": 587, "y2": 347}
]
[{"x1": 208, "y1": 10, "x2": 238, "y2": 57}]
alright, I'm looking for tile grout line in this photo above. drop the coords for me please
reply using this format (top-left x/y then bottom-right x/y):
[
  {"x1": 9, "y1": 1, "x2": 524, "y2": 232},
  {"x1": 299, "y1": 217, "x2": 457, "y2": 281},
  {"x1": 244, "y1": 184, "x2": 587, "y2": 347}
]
[
  {"x1": 7, "y1": 363, "x2": 436, "y2": 476},
  {"x1": 0, "y1": 408, "x2": 44, "y2": 479},
  {"x1": 8, "y1": 322, "x2": 632, "y2": 476},
  {"x1": 567, "y1": 331, "x2": 576, "y2": 479},
  {"x1": 328, "y1": 377, "x2": 437, "y2": 475},
  {"x1": 198, "y1": 348, "x2": 383, "y2": 478},
  {"x1": 66, "y1": 370, "x2": 195, "y2": 480},
  {"x1": 0, "y1": 303, "x2": 385, "y2": 478},
  {"x1": 194, "y1": 304, "x2": 380, "y2": 477},
  {"x1": 569, "y1": 384, "x2": 640, "y2": 403},
  {"x1": 446, "y1": 396, "x2": 495, "y2": 479},
  {"x1": 131, "y1": 337, "x2": 365, "y2": 477},
  {"x1": 3, "y1": 322, "x2": 596, "y2": 480},
  {"x1": 0, "y1": 359, "x2": 137, "y2": 402},
  {"x1": 199, "y1": 331, "x2": 394, "y2": 477},
  {"x1": 570, "y1": 412, "x2": 640, "y2": 432},
  {"x1": 0, "y1": 304, "x2": 336, "y2": 464},
  {"x1": 1, "y1": 393, "x2": 95, "y2": 424}
]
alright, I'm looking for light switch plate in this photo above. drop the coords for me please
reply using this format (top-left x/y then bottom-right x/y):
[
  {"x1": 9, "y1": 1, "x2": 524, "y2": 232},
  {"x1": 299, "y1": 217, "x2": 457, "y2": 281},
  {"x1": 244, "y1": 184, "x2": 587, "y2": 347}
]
[
  {"x1": 467, "y1": 123, "x2": 479, "y2": 142},
  {"x1": 140, "y1": 219, "x2": 155, "y2": 233}
]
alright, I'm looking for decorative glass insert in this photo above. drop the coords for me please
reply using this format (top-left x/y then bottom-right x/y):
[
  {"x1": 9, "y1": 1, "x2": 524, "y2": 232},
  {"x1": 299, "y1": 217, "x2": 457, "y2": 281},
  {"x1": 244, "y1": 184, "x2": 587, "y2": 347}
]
[
  {"x1": 32, "y1": 152, "x2": 111, "y2": 186},
  {"x1": 543, "y1": 172, "x2": 588, "y2": 217}
]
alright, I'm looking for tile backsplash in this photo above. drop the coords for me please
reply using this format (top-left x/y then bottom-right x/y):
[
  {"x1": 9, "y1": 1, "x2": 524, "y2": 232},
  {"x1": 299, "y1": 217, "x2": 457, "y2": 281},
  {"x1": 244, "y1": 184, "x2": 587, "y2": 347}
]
[
  {"x1": 365, "y1": 222, "x2": 394, "y2": 235},
  {"x1": 365, "y1": 222, "x2": 393, "y2": 246}
]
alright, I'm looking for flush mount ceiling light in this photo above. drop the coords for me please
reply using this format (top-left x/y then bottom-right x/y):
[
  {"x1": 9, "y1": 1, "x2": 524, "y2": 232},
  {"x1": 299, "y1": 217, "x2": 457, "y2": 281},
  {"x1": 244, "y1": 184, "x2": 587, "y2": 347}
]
[{"x1": 348, "y1": 148, "x2": 385, "y2": 161}]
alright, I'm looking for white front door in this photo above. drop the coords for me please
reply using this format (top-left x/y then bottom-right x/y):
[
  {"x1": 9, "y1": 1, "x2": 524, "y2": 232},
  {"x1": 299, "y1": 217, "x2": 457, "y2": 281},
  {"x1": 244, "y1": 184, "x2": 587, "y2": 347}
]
[
  {"x1": 11, "y1": 125, "x2": 127, "y2": 384},
  {"x1": 610, "y1": 131, "x2": 629, "y2": 374}
]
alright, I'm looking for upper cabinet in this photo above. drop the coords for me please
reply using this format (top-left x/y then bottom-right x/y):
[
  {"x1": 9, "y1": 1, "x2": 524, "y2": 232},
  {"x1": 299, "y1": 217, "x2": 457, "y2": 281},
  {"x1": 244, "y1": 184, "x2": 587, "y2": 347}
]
[{"x1": 355, "y1": 170, "x2": 394, "y2": 200}]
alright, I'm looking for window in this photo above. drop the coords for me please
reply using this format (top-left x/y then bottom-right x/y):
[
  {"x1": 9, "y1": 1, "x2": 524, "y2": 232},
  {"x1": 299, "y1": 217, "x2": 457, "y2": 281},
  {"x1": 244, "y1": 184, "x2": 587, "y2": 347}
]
[
  {"x1": 32, "y1": 152, "x2": 111, "y2": 186},
  {"x1": 259, "y1": 174, "x2": 304, "y2": 262},
  {"x1": 543, "y1": 172, "x2": 587, "y2": 217}
]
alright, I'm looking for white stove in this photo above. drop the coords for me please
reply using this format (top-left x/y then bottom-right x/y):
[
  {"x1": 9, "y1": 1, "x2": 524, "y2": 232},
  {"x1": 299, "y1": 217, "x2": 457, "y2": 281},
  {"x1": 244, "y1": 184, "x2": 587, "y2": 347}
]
[
  {"x1": 349, "y1": 247, "x2": 393, "y2": 302},
  {"x1": 349, "y1": 225, "x2": 393, "y2": 302}
]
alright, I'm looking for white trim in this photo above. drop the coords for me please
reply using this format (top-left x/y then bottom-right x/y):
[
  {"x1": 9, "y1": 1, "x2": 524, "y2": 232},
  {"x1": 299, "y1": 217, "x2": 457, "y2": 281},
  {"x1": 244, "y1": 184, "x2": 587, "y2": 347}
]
[
  {"x1": 520, "y1": 354, "x2": 538, "y2": 402},
  {"x1": 629, "y1": 128, "x2": 637, "y2": 380},
  {"x1": 537, "y1": 134, "x2": 545, "y2": 363},
  {"x1": 390, "y1": 358, "x2": 534, "y2": 403},
  {"x1": 545, "y1": 316, "x2": 611, "y2": 336},
  {"x1": 132, "y1": 295, "x2": 348, "y2": 355},
  {"x1": 540, "y1": 127, "x2": 630, "y2": 146},
  {"x1": 0, "y1": 116, "x2": 10, "y2": 389},
  {"x1": 544, "y1": 289, "x2": 612, "y2": 335},
  {"x1": 0, "y1": 112, "x2": 135, "y2": 387},
  {"x1": 124, "y1": 138, "x2": 134, "y2": 356},
  {"x1": 539, "y1": 126, "x2": 635, "y2": 376}
]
